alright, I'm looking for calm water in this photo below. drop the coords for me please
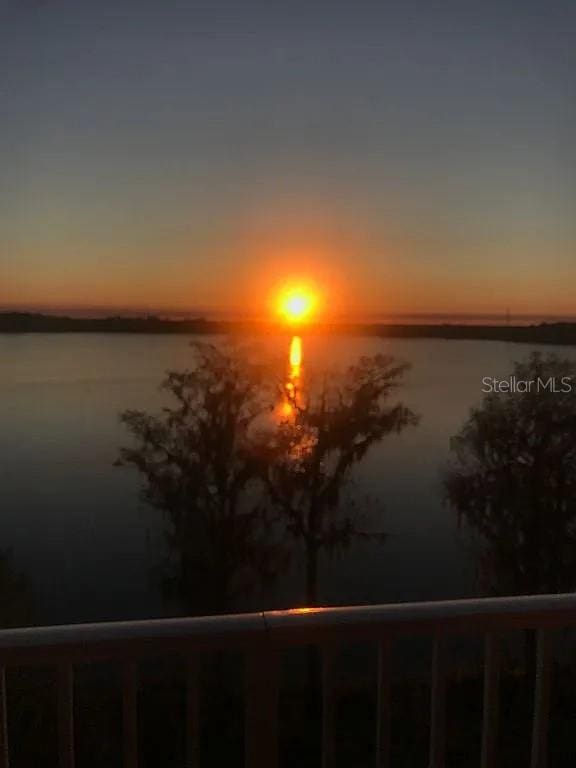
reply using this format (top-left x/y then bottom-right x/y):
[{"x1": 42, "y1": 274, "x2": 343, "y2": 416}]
[{"x1": 1, "y1": 333, "x2": 573, "y2": 626}]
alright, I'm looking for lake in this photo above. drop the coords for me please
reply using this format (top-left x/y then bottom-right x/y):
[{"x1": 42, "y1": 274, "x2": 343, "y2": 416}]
[{"x1": 1, "y1": 333, "x2": 572, "y2": 626}]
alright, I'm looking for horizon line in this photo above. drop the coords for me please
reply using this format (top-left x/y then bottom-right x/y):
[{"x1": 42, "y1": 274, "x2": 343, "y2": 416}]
[{"x1": 2, "y1": 305, "x2": 576, "y2": 326}]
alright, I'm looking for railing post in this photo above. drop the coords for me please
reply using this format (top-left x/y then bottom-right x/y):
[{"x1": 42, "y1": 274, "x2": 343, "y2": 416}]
[
  {"x1": 481, "y1": 634, "x2": 501, "y2": 768},
  {"x1": 244, "y1": 648, "x2": 279, "y2": 768},
  {"x1": 322, "y1": 644, "x2": 338, "y2": 768},
  {"x1": 531, "y1": 630, "x2": 553, "y2": 768},
  {"x1": 122, "y1": 662, "x2": 138, "y2": 768},
  {"x1": 0, "y1": 669, "x2": 9, "y2": 768},
  {"x1": 376, "y1": 638, "x2": 392, "y2": 768},
  {"x1": 429, "y1": 635, "x2": 447, "y2": 768},
  {"x1": 186, "y1": 657, "x2": 200, "y2": 768},
  {"x1": 57, "y1": 666, "x2": 75, "y2": 768}
]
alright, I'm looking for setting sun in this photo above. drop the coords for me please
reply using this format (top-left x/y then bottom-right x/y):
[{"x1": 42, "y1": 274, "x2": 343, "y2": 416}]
[{"x1": 278, "y1": 287, "x2": 317, "y2": 324}]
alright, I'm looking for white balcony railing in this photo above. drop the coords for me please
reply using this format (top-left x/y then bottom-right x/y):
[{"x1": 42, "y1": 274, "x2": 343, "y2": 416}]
[{"x1": 1, "y1": 592, "x2": 575, "y2": 767}]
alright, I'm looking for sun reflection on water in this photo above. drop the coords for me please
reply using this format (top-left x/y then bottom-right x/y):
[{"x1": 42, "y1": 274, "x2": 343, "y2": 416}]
[
  {"x1": 289, "y1": 335, "x2": 302, "y2": 377},
  {"x1": 276, "y1": 335, "x2": 303, "y2": 423}
]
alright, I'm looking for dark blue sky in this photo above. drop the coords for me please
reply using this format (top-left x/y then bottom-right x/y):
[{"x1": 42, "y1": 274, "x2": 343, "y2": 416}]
[{"x1": 1, "y1": 0, "x2": 575, "y2": 316}]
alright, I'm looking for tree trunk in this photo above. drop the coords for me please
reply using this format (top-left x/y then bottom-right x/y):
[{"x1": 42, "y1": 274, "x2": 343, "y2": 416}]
[
  {"x1": 305, "y1": 540, "x2": 319, "y2": 607},
  {"x1": 305, "y1": 539, "x2": 321, "y2": 714}
]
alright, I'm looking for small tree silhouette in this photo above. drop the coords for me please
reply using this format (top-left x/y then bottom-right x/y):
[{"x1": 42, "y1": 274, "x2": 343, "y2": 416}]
[
  {"x1": 0, "y1": 550, "x2": 35, "y2": 628},
  {"x1": 259, "y1": 353, "x2": 418, "y2": 606},
  {"x1": 444, "y1": 352, "x2": 576, "y2": 597},
  {"x1": 117, "y1": 342, "x2": 284, "y2": 615}
]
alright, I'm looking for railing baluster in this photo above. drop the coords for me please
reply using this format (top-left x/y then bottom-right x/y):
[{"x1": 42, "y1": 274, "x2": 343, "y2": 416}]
[
  {"x1": 531, "y1": 630, "x2": 553, "y2": 768},
  {"x1": 322, "y1": 645, "x2": 338, "y2": 768},
  {"x1": 186, "y1": 657, "x2": 200, "y2": 768},
  {"x1": 0, "y1": 596, "x2": 571, "y2": 768},
  {"x1": 122, "y1": 662, "x2": 138, "y2": 768},
  {"x1": 245, "y1": 649, "x2": 279, "y2": 768},
  {"x1": 0, "y1": 669, "x2": 9, "y2": 768},
  {"x1": 376, "y1": 639, "x2": 392, "y2": 768},
  {"x1": 481, "y1": 634, "x2": 501, "y2": 768},
  {"x1": 57, "y1": 666, "x2": 75, "y2": 768},
  {"x1": 429, "y1": 635, "x2": 447, "y2": 768}
]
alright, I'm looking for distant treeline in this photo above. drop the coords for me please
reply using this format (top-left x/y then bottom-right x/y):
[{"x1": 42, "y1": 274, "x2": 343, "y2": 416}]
[
  {"x1": 0, "y1": 312, "x2": 216, "y2": 334},
  {"x1": 1, "y1": 311, "x2": 576, "y2": 345}
]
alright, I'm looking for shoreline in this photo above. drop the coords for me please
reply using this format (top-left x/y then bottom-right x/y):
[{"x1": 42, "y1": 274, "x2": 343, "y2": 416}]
[{"x1": 1, "y1": 312, "x2": 576, "y2": 346}]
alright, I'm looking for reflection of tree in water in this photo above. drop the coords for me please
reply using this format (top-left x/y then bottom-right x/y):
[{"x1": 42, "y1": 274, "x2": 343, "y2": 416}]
[
  {"x1": 118, "y1": 342, "x2": 417, "y2": 613},
  {"x1": 445, "y1": 352, "x2": 576, "y2": 597}
]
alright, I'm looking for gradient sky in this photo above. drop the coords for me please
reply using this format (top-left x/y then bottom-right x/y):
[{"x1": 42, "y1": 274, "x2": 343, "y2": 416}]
[{"x1": 1, "y1": 0, "x2": 575, "y2": 318}]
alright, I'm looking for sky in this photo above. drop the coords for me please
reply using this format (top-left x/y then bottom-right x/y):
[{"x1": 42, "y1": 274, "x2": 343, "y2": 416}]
[{"x1": 1, "y1": 0, "x2": 575, "y2": 319}]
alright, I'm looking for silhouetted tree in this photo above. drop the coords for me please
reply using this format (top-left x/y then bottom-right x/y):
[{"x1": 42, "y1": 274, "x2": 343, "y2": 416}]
[
  {"x1": 258, "y1": 353, "x2": 418, "y2": 606},
  {"x1": 0, "y1": 550, "x2": 35, "y2": 628},
  {"x1": 444, "y1": 352, "x2": 576, "y2": 597},
  {"x1": 117, "y1": 342, "x2": 284, "y2": 615}
]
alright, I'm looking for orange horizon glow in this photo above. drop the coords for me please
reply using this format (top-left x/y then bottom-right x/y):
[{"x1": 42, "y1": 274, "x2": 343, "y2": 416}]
[
  {"x1": 6, "y1": 217, "x2": 575, "y2": 321},
  {"x1": 4, "y1": 246, "x2": 576, "y2": 321},
  {"x1": 4, "y1": 187, "x2": 575, "y2": 319}
]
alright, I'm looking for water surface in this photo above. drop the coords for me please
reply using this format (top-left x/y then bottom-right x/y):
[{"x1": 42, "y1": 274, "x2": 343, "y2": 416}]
[{"x1": 1, "y1": 333, "x2": 570, "y2": 625}]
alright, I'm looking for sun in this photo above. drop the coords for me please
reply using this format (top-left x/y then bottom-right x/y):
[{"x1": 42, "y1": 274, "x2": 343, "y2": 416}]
[{"x1": 278, "y1": 287, "x2": 317, "y2": 324}]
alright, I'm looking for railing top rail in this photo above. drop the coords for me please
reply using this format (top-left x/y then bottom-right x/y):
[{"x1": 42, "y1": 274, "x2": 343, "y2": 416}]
[
  {"x1": 264, "y1": 592, "x2": 576, "y2": 642},
  {"x1": 1, "y1": 593, "x2": 576, "y2": 665},
  {"x1": 0, "y1": 612, "x2": 269, "y2": 664}
]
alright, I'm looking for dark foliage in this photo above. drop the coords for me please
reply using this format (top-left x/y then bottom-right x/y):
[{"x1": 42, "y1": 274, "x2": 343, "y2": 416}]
[
  {"x1": 445, "y1": 352, "x2": 576, "y2": 596},
  {"x1": 257, "y1": 353, "x2": 419, "y2": 604},
  {"x1": 118, "y1": 343, "x2": 417, "y2": 611},
  {"x1": 117, "y1": 342, "x2": 284, "y2": 614}
]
